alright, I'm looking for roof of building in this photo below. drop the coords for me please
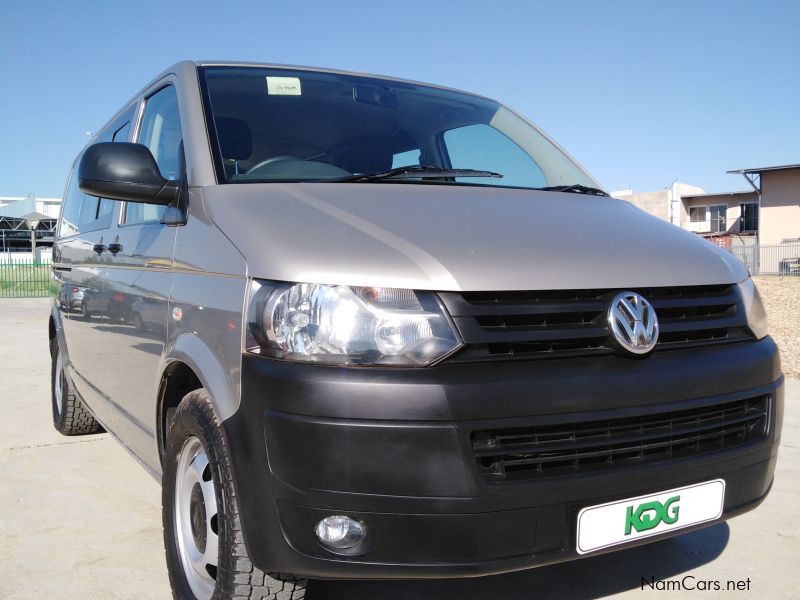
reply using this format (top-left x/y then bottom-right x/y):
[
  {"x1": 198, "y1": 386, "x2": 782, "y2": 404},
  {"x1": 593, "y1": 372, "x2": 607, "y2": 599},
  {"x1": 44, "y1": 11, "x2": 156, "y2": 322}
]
[
  {"x1": 20, "y1": 211, "x2": 55, "y2": 223},
  {"x1": 727, "y1": 163, "x2": 800, "y2": 175},
  {"x1": 681, "y1": 190, "x2": 758, "y2": 200}
]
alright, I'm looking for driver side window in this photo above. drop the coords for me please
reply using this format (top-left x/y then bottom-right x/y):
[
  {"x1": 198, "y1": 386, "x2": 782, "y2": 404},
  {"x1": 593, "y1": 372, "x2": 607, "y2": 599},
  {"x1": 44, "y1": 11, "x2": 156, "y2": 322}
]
[{"x1": 125, "y1": 85, "x2": 183, "y2": 225}]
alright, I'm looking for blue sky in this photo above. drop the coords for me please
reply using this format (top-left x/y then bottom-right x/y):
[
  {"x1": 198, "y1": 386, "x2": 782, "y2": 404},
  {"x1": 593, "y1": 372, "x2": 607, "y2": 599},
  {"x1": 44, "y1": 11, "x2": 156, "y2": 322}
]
[{"x1": 1, "y1": 0, "x2": 798, "y2": 197}]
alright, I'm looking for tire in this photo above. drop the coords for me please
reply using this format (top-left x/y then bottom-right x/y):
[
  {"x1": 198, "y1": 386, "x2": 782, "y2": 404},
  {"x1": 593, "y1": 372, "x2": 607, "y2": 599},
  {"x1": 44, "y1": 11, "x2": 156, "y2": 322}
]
[
  {"x1": 132, "y1": 312, "x2": 145, "y2": 331},
  {"x1": 163, "y1": 389, "x2": 307, "y2": 600},
  {"x1": 50, "y1": 337, "x2": 102, "y2": 435}
]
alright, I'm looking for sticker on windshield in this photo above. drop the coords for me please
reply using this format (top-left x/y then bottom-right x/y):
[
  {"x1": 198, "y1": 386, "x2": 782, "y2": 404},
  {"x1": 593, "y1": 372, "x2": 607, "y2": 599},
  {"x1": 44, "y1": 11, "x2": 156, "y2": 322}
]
[{"x1": 266, "y1": 76, "x2": 302, "y2": 96}]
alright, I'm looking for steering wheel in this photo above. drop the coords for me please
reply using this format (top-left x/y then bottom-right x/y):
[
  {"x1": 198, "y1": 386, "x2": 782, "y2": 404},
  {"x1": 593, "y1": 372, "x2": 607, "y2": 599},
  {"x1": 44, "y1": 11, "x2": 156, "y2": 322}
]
[{"x1": 247, "y1": 155, "x2": 302, "y2": 174}]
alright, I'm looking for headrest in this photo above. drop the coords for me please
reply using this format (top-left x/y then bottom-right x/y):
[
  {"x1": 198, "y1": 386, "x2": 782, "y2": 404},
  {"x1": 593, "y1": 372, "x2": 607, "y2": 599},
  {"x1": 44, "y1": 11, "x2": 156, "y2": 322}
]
[{"x1": 215, "y1": 117, "x2": 252, "y2": 160}]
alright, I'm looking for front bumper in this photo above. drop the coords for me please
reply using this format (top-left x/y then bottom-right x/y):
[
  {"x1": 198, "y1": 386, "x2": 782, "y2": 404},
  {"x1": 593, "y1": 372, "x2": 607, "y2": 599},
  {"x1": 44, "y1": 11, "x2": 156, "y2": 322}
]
[{"x1": 223, "y1": 337, "x2": 783, "y2": 579}]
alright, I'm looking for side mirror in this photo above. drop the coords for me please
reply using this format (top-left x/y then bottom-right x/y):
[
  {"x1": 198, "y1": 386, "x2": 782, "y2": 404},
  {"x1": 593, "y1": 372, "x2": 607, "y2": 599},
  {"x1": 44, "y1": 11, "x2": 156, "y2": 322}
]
[{"x1": 78, "y1": 142, "x2": 180, "y2": 205}]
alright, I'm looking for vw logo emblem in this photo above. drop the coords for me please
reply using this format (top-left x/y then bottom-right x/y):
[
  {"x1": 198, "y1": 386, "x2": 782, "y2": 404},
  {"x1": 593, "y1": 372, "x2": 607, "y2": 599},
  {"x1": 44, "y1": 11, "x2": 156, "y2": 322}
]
[{"x1": 608, "y1": 291, "x2": 659, "y2": 355}]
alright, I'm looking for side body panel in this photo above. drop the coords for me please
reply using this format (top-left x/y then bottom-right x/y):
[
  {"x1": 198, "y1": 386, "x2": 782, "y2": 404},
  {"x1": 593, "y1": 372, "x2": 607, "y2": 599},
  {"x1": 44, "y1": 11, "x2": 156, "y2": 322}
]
[
  {"x1": 102, "y1": 220, "x2": 176, "y2": 467},
  {"x1": 98, "y1": 67, "x2": 246, "y2": 474},
  {"x1": 168, "y1": 187, "x2": 248, "y2": 427}
]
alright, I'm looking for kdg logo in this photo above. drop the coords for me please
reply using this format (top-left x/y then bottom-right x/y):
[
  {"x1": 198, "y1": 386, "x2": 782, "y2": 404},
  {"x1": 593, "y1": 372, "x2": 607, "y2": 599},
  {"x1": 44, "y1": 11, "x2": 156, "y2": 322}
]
[{"x1": 624, "y1": 495, "x2": 680, "y2": 535}]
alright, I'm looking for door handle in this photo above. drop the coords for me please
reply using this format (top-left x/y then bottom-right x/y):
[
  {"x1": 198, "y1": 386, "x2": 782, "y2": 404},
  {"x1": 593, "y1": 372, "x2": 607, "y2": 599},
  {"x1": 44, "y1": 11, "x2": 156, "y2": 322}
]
[
  {"x1": 107, "y1": 242, "x2": 122, "y2": 254},
  {"x1": 92, "y1": 243, "x2": 106, "y2": 254}
]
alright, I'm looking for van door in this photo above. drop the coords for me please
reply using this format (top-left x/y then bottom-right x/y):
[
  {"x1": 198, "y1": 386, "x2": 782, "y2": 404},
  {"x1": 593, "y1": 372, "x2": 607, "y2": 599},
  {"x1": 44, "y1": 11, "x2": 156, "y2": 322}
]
[
  {"x1": 53, "y1": 174, "x2": 116, "y2": 410},
  {"x1": 54, "y1": 105, "x2": 137, "y2": 425},
  {"x1": 102, "y1": 84, "x2": 181, "y2": 467}
]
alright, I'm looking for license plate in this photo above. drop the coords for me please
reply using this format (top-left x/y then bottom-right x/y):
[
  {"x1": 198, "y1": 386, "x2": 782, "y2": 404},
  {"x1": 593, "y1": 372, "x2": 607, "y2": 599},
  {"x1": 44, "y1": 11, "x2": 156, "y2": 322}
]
[{"x1": 576, "y1": 479, "x2": 725, "y2": 554}]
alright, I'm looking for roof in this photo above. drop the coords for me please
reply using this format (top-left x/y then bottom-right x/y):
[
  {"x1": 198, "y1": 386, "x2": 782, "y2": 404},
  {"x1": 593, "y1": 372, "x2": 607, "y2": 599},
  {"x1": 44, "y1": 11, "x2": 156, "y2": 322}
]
[
  {"x1": 20, "y1": 211, "x2": 55, "y2": 222},
  {"x1": 681, "y1": 190, "x2": 758, "y2": 200},
  {"x1": 727, "y1": 163, "x2": 800, "y2": 175}
]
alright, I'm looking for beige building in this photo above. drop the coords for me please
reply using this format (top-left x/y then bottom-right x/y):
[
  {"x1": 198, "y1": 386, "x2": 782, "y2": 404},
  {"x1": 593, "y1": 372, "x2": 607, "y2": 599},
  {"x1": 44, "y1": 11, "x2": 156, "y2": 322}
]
[
  {"x1": 728, "y1": 164, "x2": 800, "y2": 244},
  {"x1": 679, "y1": 190, "x2": 759, "y2": 238},
  {"x1": 612, "y1": 164, "x2": 799, "y2": 245}
]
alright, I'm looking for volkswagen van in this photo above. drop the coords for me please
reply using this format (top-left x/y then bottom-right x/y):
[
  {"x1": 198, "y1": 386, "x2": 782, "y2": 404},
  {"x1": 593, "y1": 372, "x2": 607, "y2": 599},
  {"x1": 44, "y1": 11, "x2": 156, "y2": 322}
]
[{"x1": 49, "y1": 61, "x2": 783, "y2": 600}]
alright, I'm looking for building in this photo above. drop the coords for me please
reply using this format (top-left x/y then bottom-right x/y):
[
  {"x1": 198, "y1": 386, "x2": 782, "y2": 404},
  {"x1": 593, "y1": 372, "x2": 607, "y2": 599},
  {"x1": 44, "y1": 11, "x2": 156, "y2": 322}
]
[
  {"x1": 612, "y1": 165, "x2": 799, "y2": 245},
  {"x1": 612, "y1": 164, "x2": 800, "y2": 275},
  {"x1": 727, "y1": 163, "x2": 800, "y2": 245},
  {"x1": 678, "y1": 190, "x2": 759, "y2": 245},
  {"x1": 0, "y1": 195, "x2": 61, "y2": 258},
  {"x1": 0, "y1": 195, "x2": 62, "y2": 219},
  {"x1": 611, "y1": 182, "x2": 706, "y2": 227}
]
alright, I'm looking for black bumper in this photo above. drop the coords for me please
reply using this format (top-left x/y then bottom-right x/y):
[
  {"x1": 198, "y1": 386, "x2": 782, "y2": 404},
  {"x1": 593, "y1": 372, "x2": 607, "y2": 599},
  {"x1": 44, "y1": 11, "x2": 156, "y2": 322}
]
[{"x1": 223, "y1": 337, "x2": 783, "y2": 579}]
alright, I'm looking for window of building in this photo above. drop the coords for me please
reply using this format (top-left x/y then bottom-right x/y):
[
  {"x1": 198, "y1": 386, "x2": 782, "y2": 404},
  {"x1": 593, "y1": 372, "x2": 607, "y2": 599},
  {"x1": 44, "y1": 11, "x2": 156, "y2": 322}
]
[
  {"x1": 709, "y1": 204, "x2": 727, "y2": 233},
  {"x1": 689, "y1": 206, "x2": 707, "y2": 223},
  {"x1": 125, "y1": 85, "x2": 183, "y2": 225},
  {"x1": 740, "y1": 202, "x2": 759, "y2": 232}
]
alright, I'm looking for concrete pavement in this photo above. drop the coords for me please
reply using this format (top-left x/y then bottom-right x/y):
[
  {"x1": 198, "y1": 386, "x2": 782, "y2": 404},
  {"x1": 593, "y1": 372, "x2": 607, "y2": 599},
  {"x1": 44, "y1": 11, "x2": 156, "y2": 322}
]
[{"x1": 1, "y1": 298, "x2": 797, "y2": 599}]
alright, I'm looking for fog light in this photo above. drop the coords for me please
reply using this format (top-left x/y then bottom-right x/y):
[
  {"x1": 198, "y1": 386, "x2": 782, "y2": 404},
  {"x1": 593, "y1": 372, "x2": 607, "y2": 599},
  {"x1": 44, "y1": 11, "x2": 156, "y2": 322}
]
[{"x1": 314, "y1": 515, "x2": 366, "y2": 551}]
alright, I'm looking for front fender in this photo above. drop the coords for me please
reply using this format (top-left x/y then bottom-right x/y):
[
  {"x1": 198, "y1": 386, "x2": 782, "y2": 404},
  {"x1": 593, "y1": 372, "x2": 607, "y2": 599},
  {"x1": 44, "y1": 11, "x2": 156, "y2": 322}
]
[{"x1": 164, "y1": 332, "x2": 241, "y2": 423}]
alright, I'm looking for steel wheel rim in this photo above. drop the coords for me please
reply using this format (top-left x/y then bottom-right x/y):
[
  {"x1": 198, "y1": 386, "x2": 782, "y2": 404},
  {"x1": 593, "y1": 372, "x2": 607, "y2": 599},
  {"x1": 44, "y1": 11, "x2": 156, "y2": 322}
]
[
  {"x1": 54, "y1": 352, "x2": 63, "y2": 416},
  {"x1": 174, "y1": 436, "x2": 218, "y2": 599}
]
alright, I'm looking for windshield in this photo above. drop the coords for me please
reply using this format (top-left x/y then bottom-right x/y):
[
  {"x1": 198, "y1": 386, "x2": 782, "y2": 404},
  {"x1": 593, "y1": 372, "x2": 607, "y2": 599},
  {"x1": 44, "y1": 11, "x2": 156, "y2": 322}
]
[{"x1": 199, "y1": 66, "x2": 598, "y2": 190}]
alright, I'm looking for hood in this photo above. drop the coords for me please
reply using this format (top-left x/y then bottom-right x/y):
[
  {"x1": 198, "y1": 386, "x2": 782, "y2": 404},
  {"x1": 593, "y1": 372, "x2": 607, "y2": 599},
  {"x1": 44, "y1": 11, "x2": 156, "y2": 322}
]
[{"x1": 202, "y1": 183, "x2": 748, "y2": 291}]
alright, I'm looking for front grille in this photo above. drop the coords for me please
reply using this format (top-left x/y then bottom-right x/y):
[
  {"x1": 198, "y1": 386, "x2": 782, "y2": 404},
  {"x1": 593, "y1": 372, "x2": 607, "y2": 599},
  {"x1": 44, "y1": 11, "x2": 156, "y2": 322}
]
[
  {"x1": 440, "y1": 284, "x2": 753, "y2": 363},
  {"x1": 472, "y1": 396, "x2": 769, "y2": 482}
]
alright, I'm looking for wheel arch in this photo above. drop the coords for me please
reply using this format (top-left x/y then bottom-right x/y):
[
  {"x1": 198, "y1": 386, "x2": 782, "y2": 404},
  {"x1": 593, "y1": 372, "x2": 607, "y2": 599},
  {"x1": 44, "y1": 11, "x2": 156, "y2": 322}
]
[
  {"x1": 49, "y1": 305, "x2": 68, "y2": 362},
  {"x1": 158, "y1": 333, "x2": 241, "y2": 466}
]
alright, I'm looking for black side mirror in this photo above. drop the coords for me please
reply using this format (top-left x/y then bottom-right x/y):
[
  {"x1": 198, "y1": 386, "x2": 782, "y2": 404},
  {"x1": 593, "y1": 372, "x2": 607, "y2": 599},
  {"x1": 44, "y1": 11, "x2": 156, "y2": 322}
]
[{"x1": 78, "y1": 142, "x2": 180, "y2": 205}]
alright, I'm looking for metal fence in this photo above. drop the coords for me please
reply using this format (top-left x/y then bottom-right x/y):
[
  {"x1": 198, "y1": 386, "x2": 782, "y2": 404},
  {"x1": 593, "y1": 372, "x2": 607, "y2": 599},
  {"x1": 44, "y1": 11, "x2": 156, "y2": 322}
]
[
  {"x1": 0, "y1": 260, "x2": 52, "y2": 298},
  {"x1": 731, "y1": 242, "x2": 800, "y2": 276}
]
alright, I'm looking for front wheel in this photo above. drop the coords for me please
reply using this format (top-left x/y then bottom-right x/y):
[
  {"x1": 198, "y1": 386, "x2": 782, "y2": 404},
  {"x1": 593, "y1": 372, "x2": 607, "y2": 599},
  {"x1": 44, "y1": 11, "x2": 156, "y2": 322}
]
[{"x1": 163, "y1": 390, "x2": 307, "y2": 600}]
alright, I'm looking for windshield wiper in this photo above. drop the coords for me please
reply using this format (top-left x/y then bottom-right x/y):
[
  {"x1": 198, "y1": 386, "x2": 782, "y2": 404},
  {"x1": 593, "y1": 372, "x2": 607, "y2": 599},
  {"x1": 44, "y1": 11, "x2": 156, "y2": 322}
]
[
  {"x1": 330, "y1": 164, "x2": 503, "y2": 183},
  {"x1": 538, "y1": 184, "x2": 609, "y2": 196}
]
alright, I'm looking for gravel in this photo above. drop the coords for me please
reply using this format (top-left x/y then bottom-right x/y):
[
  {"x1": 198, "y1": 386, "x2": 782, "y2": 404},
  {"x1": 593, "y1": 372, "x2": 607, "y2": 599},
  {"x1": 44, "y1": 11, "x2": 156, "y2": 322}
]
[{"x1": 753, "y1": 276, "x2": 800, "y2": 378}]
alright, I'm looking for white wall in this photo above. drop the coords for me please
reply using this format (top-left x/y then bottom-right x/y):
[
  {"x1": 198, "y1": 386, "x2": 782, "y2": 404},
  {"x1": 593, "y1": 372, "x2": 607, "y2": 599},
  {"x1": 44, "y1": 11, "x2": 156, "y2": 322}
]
[
  {"x1": 0, "y1": 196, "x2": 62, "y2": 219},
  {"x1": 0, "y1": 249, "x2": 52, "y2": 263},
  {"x1": 672, "y1": 182, "x2": 706, "y2": 226}
]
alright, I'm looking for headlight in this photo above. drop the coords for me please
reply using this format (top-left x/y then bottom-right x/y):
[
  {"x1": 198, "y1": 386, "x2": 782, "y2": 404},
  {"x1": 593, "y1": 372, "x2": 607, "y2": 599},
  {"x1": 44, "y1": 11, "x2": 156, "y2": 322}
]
[
  {"x1": 738, "y1": 278, "x2": 769, "y2": 340},
  {"x1": 246, "y1": 280, "x2": 462, "y2": 366}
]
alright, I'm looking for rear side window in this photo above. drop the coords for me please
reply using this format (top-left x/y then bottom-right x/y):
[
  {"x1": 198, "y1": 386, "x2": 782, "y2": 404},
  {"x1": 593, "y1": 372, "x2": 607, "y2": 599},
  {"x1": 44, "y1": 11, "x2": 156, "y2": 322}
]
[
  {"x1": 58, "y1": 105, "x2": 137, "y2": 238},
  {"x1": 96, "y1": 105, "x2": 136, "y2": 144},
  {"x1": 125, "y1": 85, "x2": 183, "y2": 225},
  {"x1": 58, "y1": 103, "x2": 137, "y2": 237},
  {"x1": 58, "y1": 175, "x2": 114, "y2": 237}
]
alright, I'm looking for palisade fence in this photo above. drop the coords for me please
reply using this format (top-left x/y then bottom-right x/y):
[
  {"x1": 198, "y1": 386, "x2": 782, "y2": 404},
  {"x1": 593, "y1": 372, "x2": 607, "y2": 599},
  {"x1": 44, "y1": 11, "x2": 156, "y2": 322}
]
[
  {"x1": 731, "y1": 242, "x2": 800, "y2": 276},
  {"x1": 0, "y1": 254, "x2": 53, "y2": 298}
]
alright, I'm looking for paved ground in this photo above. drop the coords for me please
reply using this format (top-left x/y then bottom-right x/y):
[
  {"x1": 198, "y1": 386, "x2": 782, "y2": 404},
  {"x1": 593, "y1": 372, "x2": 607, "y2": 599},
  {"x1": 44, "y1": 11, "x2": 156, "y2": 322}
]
[{"x1": 1, "y1": 298, "x2": 797, "y2": 599}]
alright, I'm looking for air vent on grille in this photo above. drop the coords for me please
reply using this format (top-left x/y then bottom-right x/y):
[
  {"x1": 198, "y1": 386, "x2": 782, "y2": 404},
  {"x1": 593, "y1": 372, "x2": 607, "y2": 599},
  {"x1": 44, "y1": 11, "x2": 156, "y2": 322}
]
[
  {"x1": 439, "y1": 284, "x2": 753, "y2": 362},
  {"x1": 472, "y1": 396, "x2": 769, "y2": 482}
]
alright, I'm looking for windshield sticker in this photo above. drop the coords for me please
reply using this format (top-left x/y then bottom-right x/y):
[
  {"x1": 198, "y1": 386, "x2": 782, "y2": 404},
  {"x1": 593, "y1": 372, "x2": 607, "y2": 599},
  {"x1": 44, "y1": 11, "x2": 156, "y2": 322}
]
[{"x1": 266, "y1": 76, "x2": 302, "y2": 96}]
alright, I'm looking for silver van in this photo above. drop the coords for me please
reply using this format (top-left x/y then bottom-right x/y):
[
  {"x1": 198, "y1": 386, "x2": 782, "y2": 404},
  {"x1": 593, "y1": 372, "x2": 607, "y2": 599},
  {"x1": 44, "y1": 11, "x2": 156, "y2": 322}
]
[{"x1": 49, "y1": 61, "x2": 783, "y2": 600}]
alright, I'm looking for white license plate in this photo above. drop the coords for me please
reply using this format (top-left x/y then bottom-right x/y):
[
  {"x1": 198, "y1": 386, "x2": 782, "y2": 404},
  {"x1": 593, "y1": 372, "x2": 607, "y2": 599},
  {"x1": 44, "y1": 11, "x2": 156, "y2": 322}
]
[{"x1": 576, "y1": 479, "x2": 725, "y2": 554}]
